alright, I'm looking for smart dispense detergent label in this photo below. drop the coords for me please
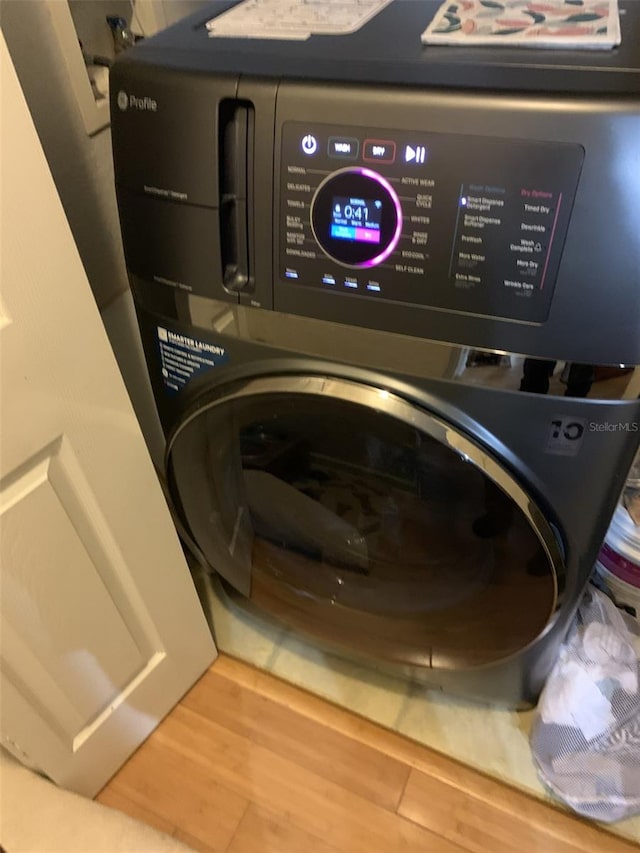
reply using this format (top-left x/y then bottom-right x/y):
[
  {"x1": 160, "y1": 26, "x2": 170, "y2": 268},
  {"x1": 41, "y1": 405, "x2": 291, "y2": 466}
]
[{"x1": 157, "y1": 326, "x2": 229, "y2": 393}]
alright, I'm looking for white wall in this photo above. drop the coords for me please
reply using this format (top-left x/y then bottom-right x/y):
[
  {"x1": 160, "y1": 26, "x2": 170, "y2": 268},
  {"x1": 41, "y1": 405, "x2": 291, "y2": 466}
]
[
  {"x1": 141, "y1": 0, "x2": 212, "y2": 29},
  {"x1": 2, "y1": 1, "x2": 212, "y2": 312},
  {"x1": 2, "y1": 1, "x2": 130, "y2": 310},
  {"x1": 2, "y1": 0, "x2": 211, "y2": 454}
]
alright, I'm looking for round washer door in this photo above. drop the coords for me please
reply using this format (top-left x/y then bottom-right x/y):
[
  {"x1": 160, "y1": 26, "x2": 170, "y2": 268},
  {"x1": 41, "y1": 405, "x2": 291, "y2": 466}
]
[{"x1": 167, "y1": 374, "x2": 563, "y2": 670}]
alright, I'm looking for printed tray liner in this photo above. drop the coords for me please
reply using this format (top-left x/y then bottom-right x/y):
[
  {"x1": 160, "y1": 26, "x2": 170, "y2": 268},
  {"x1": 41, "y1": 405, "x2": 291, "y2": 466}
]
[{"x1": 422, "y1": 0, "x2": 621, "y2": 49}]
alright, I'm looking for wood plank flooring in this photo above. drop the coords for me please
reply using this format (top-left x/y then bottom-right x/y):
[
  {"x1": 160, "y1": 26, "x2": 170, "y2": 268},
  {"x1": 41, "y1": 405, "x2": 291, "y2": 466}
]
[{"x1": 96, "y1": 655, "x2": 638, "y2": 853}]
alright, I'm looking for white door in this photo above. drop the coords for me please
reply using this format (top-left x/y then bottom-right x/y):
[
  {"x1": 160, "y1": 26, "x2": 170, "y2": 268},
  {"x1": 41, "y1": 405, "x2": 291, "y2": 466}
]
[{"x1": 0, "y1": 34, "x2": 216, "y2": 797}]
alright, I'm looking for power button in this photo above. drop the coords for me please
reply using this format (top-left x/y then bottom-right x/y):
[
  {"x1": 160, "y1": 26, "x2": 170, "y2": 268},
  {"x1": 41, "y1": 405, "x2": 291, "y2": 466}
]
[{"x1": 301, "y1": 134, "x2": 318, "y2": 156}]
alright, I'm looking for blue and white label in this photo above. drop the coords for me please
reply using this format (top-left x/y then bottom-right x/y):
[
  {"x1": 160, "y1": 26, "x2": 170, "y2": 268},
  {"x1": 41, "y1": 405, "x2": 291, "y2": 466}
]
[{"x1": 157, "y1": 326, "x2": 228, "y2": 393}]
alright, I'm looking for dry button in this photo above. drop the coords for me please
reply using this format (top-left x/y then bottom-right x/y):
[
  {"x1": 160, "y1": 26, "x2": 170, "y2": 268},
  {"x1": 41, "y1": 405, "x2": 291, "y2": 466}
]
[
  {"x1": 328, "y1": 137, "x2": 359, "y2": 159},
  {"x1": 363, "y1": 140, "x2": 396, "y2": 164}
]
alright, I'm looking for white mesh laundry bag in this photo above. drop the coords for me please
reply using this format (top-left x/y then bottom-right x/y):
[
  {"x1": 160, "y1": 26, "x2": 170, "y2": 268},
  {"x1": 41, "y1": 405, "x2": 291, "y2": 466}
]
[{"x1": 531, "y1": 584, "x2": 640, "y2": 822}]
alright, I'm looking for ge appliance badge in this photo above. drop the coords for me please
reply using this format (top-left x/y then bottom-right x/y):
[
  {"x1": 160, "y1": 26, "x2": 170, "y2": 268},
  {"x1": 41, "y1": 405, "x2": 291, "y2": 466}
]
[{"x1": 117, "y1": 91, "x2": 157, "y2": 112}]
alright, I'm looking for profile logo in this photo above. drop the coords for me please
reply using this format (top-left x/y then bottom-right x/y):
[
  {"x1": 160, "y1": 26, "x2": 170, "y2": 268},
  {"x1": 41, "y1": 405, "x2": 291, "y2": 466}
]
[{"x1": 117, "y1": 91, "x2": 129, "y2": 111}]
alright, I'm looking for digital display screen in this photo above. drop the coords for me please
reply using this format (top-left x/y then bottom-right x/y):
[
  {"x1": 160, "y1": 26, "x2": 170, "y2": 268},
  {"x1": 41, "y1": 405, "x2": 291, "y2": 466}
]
[{"x1": 330, "y1": 196, "x2": 382, "y2": 245}]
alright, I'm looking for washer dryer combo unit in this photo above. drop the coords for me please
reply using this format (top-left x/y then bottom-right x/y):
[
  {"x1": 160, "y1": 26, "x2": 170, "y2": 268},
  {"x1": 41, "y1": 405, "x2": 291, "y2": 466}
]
[{"x1": 110, "y1": 0, "x2": 640, "y2": 706}]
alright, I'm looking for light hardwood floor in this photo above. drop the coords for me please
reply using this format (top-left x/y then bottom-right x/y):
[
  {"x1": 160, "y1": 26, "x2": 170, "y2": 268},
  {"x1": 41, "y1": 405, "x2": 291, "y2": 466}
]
[{"x1": 96, "y1": 655, "x2": 638, "y2": 853}]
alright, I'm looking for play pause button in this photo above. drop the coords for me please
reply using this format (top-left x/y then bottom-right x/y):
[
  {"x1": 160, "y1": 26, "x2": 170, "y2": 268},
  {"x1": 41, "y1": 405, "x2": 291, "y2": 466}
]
[{"x1": 405, "y1": 144, "x2": 426, "y2": 164}]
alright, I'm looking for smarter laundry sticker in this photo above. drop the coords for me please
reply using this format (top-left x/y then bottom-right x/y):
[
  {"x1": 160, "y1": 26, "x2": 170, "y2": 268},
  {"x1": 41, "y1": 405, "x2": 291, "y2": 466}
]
[{"x1": 157, "y1": 326, "x2": 229, "y2": 393}]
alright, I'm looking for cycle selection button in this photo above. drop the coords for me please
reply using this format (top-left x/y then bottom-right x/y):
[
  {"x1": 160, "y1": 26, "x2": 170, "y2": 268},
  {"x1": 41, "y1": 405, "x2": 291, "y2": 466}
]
[
  {"x1": 363, "y1": 140, "x2": 396, "y2": 164},
  {"x1": 328, "y1": 137, "x2": 359, "y2": 159}
]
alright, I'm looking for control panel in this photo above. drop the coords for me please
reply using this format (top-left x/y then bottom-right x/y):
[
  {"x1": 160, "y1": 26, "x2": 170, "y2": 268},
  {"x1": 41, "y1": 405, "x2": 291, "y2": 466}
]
[{"x1": 279, "y1": 122, "x2": 584, "y2": 323}]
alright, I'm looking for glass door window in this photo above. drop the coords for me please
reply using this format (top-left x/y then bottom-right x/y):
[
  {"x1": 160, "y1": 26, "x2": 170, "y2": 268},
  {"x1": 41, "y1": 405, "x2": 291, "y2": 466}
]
[{"x1": 168, "y1": 376, "x2": 562, "y2": 670}]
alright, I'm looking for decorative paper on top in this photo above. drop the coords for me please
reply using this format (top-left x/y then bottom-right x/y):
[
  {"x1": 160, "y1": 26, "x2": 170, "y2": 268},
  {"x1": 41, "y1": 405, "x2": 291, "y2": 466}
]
[
  {"x1": 206, "y1": 0, "x2": 394, "y2": 41},
  {"x1": 421, "y1": 0, "x2": 621, "y2": 49}
]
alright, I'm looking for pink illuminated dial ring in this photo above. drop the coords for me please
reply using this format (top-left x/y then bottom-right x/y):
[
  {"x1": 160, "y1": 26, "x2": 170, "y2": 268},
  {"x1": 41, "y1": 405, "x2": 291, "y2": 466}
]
[{"x1": 310, "y1": 167, "x2": 403, "y2": 269}]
